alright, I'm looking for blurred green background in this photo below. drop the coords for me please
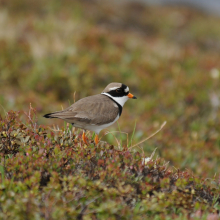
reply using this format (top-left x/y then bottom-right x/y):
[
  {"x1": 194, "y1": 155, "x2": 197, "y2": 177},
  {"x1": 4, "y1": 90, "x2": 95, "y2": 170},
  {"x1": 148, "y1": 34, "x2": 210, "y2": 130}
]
[{"x1": 0, "y1": 0, "x2": 220, "y2": 177}]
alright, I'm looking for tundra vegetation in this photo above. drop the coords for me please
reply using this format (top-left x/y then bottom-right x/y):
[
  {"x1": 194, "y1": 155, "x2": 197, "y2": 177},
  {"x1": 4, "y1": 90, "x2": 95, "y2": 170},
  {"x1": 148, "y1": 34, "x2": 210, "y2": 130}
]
[{"x1": 0, "y1": 0, "x2": 220, "y2": 219}]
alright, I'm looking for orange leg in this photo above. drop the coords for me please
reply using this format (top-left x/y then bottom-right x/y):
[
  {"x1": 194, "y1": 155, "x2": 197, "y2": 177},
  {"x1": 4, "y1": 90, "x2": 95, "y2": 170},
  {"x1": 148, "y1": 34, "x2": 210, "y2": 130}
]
[
  {"x1": 82, "y1": 131, "x2": 88, "y2": 144},
  {"x1": 95, "y1": 134, "x2": 99, "y2": 145}
]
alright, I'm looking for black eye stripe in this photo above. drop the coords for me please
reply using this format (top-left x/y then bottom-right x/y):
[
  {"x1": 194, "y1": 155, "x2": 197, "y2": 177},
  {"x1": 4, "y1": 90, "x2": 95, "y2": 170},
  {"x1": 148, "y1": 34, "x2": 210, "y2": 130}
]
[
  {"x1": 107, "y1": 89, "x2": 129, "y2": 97},
  {"x1": 116, "y1": 88, "x2": 122, "y2": 93}
]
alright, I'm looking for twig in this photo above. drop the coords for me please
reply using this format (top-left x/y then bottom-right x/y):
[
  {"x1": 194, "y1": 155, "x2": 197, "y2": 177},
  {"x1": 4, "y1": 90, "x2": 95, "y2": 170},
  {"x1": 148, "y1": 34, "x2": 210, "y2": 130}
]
[
  {"x1": 101, "y1": 130, "x2": 128, "y2": 149},
  {"x1": 24, "y1": 103, "x2": 38, "y2": 130},
  {"x1": 128, "y1": 121, "x2": 166, "y2": 150},
  {"x1": 150, "y1": 147, "x2": 158, "y2": 160},
  {"x1": 77, "y1": 196, "x2": 100, "y2": 220},
  {"x1": 0, "y1": 104, "x2": 7, "y2": 118},
  {"x1": 73, "y1": 91, "x2": 76, "y2": 103}
]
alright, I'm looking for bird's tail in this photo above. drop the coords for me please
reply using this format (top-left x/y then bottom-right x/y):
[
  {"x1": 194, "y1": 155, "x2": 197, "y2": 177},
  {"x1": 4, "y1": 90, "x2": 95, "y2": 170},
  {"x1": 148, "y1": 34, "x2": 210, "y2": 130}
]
[
  {"x1": 43, "y1": 112, "x2": 58, "y2": 119},
  {"x1": 43, "y1": 110, "x2": 76, "y2": 123}
]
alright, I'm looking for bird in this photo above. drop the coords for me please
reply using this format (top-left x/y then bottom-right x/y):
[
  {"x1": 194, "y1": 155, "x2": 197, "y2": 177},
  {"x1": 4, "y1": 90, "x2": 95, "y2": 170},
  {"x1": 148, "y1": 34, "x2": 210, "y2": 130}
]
[{"x1": 43, "y1": 82, "x2": 137, "y2": 145}]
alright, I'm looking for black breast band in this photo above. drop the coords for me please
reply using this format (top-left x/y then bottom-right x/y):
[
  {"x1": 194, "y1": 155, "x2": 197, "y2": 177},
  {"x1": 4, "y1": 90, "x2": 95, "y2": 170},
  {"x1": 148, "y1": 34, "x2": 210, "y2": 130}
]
[{"x1": 102, "y1": 95, "x2": 122, "y2": 116}]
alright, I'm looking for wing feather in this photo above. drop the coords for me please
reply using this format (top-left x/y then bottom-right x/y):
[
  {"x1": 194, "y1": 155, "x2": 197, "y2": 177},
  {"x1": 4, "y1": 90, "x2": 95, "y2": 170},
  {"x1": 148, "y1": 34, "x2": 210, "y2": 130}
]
[{"x1": 47, "y1": 95, "x2": 119, "y2": 125}]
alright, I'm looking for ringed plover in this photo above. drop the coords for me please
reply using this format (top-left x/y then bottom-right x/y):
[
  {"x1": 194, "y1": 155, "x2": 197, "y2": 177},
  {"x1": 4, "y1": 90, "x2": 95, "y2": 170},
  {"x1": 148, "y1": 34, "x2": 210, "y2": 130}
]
[{"x1": 43, "y1": 82, "x2": 137, "y2": 145}]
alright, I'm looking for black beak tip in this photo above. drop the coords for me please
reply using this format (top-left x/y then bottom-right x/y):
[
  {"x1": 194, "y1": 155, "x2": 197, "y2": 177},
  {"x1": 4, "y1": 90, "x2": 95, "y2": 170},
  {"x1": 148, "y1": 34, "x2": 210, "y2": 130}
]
[{"x1": 132, "y1": 96, "x2": 137, "y2": 99}]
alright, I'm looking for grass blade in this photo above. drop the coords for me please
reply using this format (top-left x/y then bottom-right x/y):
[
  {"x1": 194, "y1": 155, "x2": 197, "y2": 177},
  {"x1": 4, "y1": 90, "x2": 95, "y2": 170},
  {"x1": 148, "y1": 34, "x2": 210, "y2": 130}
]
[{"x1": 128, "y1": 120, "x2": 136, "y2": 148}]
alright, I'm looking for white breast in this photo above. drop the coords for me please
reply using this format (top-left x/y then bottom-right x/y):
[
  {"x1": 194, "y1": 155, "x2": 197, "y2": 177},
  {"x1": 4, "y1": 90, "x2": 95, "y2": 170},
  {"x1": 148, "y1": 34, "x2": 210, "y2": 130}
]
[{"x1": 76, "y1": 114, "x2": 120, "y2": 134}]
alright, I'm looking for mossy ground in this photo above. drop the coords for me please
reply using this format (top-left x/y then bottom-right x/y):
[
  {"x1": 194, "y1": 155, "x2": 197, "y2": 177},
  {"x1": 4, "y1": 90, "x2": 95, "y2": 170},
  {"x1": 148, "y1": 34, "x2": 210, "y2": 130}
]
[
  {"x1": 0, "y1": 0, "x2": 220, "y2": 218},
  {"x1": 0, "y1": 109, "x2": 219, "y2": 219}
]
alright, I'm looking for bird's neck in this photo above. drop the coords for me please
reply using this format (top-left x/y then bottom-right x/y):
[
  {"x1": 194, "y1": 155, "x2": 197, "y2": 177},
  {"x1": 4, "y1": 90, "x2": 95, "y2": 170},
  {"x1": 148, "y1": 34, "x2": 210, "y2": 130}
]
[{"x1": 101, "y1": 92, "x2": 129, "y2": 107}]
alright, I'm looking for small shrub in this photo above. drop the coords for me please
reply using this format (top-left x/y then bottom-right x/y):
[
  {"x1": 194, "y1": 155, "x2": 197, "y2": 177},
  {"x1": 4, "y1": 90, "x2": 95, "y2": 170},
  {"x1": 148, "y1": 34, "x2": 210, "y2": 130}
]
[{"x1": 0, "y1": 108, "x2": 219, "y2": 219}]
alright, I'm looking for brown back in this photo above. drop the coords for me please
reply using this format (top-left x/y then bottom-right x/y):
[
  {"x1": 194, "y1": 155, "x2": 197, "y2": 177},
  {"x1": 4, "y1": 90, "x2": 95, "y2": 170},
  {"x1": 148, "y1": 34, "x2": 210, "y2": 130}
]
[{"x1": 50, "y1": 94, "x2": 119, "y2": 125}]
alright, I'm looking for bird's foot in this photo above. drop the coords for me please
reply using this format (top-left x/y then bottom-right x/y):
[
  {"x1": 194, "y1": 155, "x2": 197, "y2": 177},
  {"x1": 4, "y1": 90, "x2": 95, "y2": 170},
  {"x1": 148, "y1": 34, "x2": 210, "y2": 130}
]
[
  {"x1": 95, "y1": 134, "x2": 99, "y2": 145},
  {"x1": 82, "y1": 131, "x2": 88, "y2": 144}
]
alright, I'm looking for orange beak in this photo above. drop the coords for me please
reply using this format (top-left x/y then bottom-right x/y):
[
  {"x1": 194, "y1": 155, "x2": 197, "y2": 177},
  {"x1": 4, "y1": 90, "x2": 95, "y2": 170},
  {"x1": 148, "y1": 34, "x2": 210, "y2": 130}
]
[{"x1": 127, "y1": 93, "x2": 137, "y2": 99}]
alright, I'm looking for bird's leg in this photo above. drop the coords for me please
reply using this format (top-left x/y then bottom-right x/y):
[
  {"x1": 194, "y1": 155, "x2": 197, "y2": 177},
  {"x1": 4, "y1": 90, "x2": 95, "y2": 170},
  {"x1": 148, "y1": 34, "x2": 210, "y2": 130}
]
[
  {"x1": 95, "y1": 134, "x2": 99, "y2": 145},
  {"x1": 82, "y1": 130, "x2": 88, "y2": 144}
]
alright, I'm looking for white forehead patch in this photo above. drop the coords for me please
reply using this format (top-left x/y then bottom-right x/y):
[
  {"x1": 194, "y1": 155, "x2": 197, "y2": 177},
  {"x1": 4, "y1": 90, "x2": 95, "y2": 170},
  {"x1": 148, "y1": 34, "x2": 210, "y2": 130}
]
[
  {"x1": 109, "y1": 87, "x2": 120, "y2": 91},
  {"x1": 124, "y1": 87, "x2": 129, "y2": 93}
]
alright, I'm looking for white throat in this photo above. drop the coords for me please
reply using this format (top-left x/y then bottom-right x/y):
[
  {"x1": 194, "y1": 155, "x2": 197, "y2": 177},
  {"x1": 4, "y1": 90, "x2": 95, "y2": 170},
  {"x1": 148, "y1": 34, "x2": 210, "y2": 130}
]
[{"x1": 101, "y1": 92, "x2": 129, "y2": 107}]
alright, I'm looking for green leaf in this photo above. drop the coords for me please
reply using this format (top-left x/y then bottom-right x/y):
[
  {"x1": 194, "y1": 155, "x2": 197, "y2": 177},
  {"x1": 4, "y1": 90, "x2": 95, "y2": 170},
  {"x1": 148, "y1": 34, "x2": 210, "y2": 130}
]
[{"x1": 0, "y1": 165, "x2": 5, "y2": 184}]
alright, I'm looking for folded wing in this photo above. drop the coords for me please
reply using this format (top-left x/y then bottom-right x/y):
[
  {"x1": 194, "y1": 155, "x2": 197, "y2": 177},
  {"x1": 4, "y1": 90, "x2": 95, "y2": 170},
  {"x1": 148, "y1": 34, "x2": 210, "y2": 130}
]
[{"x1": 44, "y1": 94, "x2": 119, "y2": 126}]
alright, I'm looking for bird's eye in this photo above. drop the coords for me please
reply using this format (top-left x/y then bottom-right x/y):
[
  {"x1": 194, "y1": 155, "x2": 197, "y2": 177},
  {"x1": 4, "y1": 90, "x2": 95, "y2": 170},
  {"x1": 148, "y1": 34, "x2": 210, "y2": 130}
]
[{"x1": 116, "y1": 88, "x2": 122, "y2": 93}]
